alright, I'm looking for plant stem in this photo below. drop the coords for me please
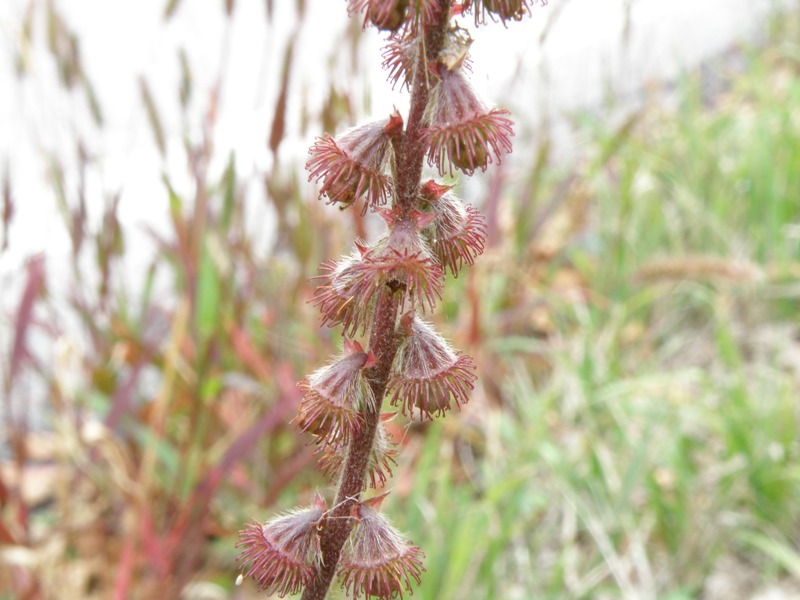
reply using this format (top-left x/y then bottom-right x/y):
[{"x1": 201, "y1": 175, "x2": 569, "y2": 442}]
[
  {"x1": 301, "y1": 5, "x2": 453, "y2": 598},
  {"x1": 300, "y1": 288, "x2": 401, "y2": 600},
  {"x1": 396, "y1": 2, "x2": 452, "y2": 212}
]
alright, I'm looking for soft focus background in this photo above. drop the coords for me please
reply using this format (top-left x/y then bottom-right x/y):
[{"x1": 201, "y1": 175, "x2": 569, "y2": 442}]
[{"x1": 1, "y1": 0, "x2": 800, "y2": 599}]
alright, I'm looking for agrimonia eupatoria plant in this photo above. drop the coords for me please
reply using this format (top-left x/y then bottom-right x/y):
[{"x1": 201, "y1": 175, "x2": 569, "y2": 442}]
[{"x1": 237, "y1": 1, "x2": 543, "y2": 598}]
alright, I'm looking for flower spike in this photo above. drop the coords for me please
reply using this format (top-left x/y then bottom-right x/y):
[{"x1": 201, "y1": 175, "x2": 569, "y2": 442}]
[
  {"x1": 337, "y1": 503, "x2": 425, "y2": 599},
  {"x1": 236, "y1": 494, "x2": 327, "y2": 596},
  {"x1": 424, "y1": 66, "x2": 514, "y2": 176},
  {"x1": 307, "y1": 118, "x2": 395, "y2": 214},
  {"x1": 388, "y1": 313, "x2": 477, "y2": 419},
  {"x1": 248, "y1": 1, "x2": 524, "y2": 595},
  {"x1": 296, "y1": 343, "x2": 376, "y2": 444}
]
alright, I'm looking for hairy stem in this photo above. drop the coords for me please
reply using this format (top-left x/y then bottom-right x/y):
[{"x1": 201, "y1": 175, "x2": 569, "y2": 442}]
[
  {"x1": 300, "y1": 287, "x2": 401, "y2": 600},
  {"x1": 395, "y1": 1, "x2": 452, "y2": 212}
]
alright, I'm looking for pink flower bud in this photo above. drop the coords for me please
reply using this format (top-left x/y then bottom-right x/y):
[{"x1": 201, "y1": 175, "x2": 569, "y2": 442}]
[
  {"x1": 236, "y1": 494, "x2": 327, "y2": 596},
  {"x1": 419, "y1": 179, "x2": 452, "y2": 201},
  {"x1": 466, "y1": 0, "x2": 546, "y2": 26},
  {"x1": 314, "y1": 218, "x2": 444, "y2": 331},
  {"x1": 296, "y1": 344, "x2": 376, "y2": 444},
  {"x1": 420, "y1": 182, "x2": 486, "y2": 276},
  {"x1": 313, "y1": 249, "x2": 377, "y2": 337},
  {"x1": 349, "y1": 0, "x2": 410, "y2": 31},
  {"x1": 369, "y1": 216, "x2": 444, "y2": 315},
  {"x1": 423, "y1": 67, "x2": 514, "y2": 175},
  {"x1": 307, "y1": 119, "x2": 395, "y2": 214},
  {"x1": 337, "y1": 503, "x2": 425, "y2": 599},
  {"x1": 388, "y1": 314, "x2": 476, "y2": 419}
]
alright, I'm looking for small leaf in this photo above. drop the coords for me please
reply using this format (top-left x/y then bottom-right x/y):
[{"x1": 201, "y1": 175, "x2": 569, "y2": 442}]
[
  {"x1": 82, "y1": 73, "x2": 104, "y2": 126},
  {"x1": 740, "y1": 531, "x2": 800, "y2": 578},
  {"x1": 2, "y1": 164, "x2": 13, "y2": 252},
  {"x1": 8, "y1": 254, "x2": 46, "y2": 396},
  {"x1": 221, "y1": 152, "x2": 236, "y2": 230},
  {"x1": 163, "y1": 0, "x2": 183, "y2": 20},
  {"x1": 196, "y1": 238, "x2": 221, "y2": 344},
  {"x1": 140, "y1": 77, "x2": 166, "y2": 157},
  {"x1": 268, "y1": 38, "x2": 295, "y2": 157},
  {"x1": 178, "y1": 48, "x2": 192, "y2": 109}
]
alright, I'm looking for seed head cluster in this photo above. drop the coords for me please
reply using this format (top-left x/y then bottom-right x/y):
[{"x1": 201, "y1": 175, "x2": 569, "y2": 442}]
[{"x1": 236, "y1": 1, "x2": 543, "y2": 597}]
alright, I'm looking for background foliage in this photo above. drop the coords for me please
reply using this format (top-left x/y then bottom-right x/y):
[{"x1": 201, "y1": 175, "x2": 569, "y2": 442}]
[{"x1": 1, "y1": 1, "x2": 799, "y2": 599}]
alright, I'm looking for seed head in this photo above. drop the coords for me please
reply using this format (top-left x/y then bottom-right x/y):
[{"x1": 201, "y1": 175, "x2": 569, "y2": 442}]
[
  {"x1": 312, "y1": 246, "x2": 378, "y2": 337},
  {"x1": 307, "y1": 118, "x2": 396, "y2": 214},
  {"x1": 419, "y1": 180, "x2": 486, "y2": 277},
  {"x1": 382, "y1": 30, "x2": 420, "y2": 91},
  {"x1": 370, "y1": 214, "x2": 445, "y2": 315},
  {"x1": 388, "y1": 313, "x2": 477, "y2": 419},
  {"x1": 349, "y1": 0, "x2": 410, "y2": 31},
  {"x1": 337, "y1": 503, "x2": 425, "y2": 599},
  {"x1": 236, "y1": 494, "x2": 327, "y2": 597},
  {"x1": 423, "y1": 66, "x2": 514, "y2": 175},
  {"x1": 296, "y1": 341, "x2": 377, "y2": 444}
]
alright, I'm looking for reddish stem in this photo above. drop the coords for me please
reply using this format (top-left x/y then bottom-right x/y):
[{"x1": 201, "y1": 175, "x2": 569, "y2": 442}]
[
  {"x1": 300, "y1": 288, "x2": 401, "y2": 600},
  {"x1": 395, "y1": 3, "x2": 452, "y2": 213}
]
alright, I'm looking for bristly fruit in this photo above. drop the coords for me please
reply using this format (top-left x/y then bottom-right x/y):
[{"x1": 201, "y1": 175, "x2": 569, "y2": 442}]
[
  {"x1": 337, "y1": 502, "x2": 425, "y2": 599},
  {"x1": 423, "y1": 65, "x2": 514, "y2": 175},
  {"x1": 369, "y1": 0, "x2": 410, "y2": 31},
  {"x1": 236, "y1": 495, "x2": 327, "y2": 597},
  {"x1": 485, "y1": 0, "x2": 525, "y2": 20}
]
